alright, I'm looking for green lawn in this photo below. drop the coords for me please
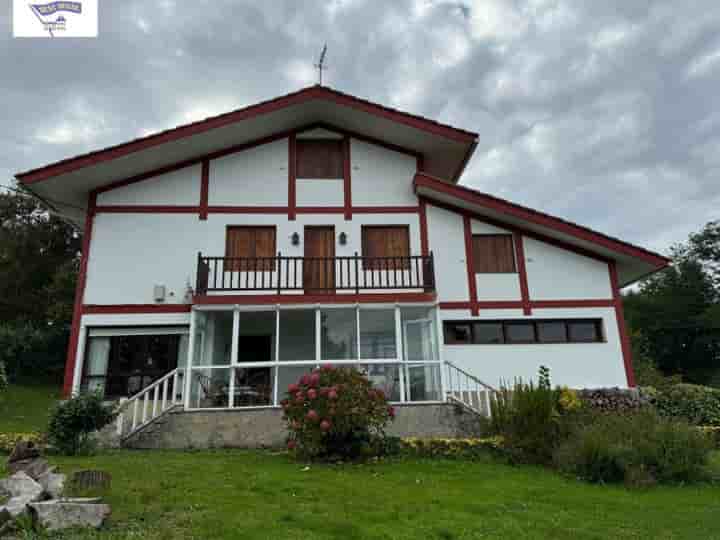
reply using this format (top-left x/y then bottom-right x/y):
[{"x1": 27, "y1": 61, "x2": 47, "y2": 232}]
[
  {"x1": 2, "y1": 449, "x2": 713, "y2": 540},
  {"x1": 0, "y1": 382, "x2": 59, "y2": 432}
]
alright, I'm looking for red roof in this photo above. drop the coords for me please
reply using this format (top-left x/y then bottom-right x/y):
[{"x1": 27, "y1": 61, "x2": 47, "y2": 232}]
[
  {"x1": 414, "y1": 172, "x2": 670, "y2": 270},
  {"x1": 16, "y1": 85, "x2": 478, "y2": 185}
]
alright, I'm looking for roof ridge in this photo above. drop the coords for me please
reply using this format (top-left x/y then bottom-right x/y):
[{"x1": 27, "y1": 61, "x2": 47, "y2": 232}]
[{"x1": 16, "y1": 85, "x2": 478, "y2": 182}]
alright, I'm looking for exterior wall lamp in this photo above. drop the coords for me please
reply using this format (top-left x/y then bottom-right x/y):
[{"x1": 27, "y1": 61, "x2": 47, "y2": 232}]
[
  {"x1": 339, "y1": 232, "x2": 348, "y2": 246},
  {"x1": 291, "y1": 232, "x2": 300, "y2": 246}
]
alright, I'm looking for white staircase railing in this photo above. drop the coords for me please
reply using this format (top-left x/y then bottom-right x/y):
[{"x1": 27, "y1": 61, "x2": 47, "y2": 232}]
[
  {"x1": 116, "y1": 368, "x2": 185, "y2": 439},
  {"x1": 444, "y1": 361, "x2": 496, "y2": 417}
]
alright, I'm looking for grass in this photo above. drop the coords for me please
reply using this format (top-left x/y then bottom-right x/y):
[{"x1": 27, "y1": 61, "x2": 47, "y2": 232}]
[
  {"x1": 0, "y1": 382, "x2": 59, "y2": 432},
  {"x1": 2, "y1": 384, "x2": 719, "y2": 539},
  {"x1": 0, "y1": 449, "x2": 715, "y2": 539}
]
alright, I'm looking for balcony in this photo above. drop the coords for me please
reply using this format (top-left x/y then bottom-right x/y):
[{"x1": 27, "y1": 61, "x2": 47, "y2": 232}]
[{"x1": 195, "y1": 252, "x2": 435, "y2": 295}]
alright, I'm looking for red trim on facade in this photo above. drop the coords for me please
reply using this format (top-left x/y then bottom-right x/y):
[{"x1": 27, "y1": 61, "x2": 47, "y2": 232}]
[
  {"x1": 439, "y1": 299, "x2": 616, "y2": 312},
  {"x1": 462, "y1": 214, "x2": 479, "y2": 316},
  {"x1": 415, "y1": 173, "x2": 669, "y2": 268},
  {"x1": 353, "y1": 206, "x2": 420, "y2": 214},
  {"x1": 193, "y1": 292, "x2": 436, "y2": 305},
  {"x1": 206, "y1": 206, "x2": 288, "y2": 214},
  {"x1": 82, "y1": 304, "x2": 192, "y2": 314},
  {"x1": 609, "y1": 262, "x2": 635, "y2": 387},
  {"x1": 513, "y1": 232, "x2": 531, "y2": 315},
  {"x1": 94, "y1": 205, "x2": 198, "y2": 213},
  {"x1": 63, "y1": 192, "x2": 96, "y2": 398},
  {"x1": 288, "y1": 133, "x2": 296, "y2": 220},
  {"x1": 419, "y1": 199, "x2": 429, "y2": 256},
  {"x1": 18, "y1": 86, "x2": 476, "y2": 185},
  {"x1": 199, "y1": 160, "x2": 209, "y2": 220},
  {"x1": 343, "y1": 136, "x2": 352, "y2": 220},
  {"x1": 93, "y1": 205, "x2": 420, "y2": 215}
]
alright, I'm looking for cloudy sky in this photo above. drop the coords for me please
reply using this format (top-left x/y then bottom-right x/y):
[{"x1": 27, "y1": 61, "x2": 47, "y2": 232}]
[{"x1": 1, "y1": 0, "x2": 719, "y2": 254}]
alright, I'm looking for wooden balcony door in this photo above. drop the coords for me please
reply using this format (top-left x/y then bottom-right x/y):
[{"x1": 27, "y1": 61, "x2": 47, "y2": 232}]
[{"x1": 304, "y1": 226, "x2": 335, "y2": 293}]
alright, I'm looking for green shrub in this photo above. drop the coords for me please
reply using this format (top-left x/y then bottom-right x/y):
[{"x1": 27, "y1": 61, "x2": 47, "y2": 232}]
[
  {"x1": 0, "y1": 361, "x2": 6, "y2": 394},
  {"x1": 554, "y1": 410, "x2": 712, "y2": 485},
  {"x1": 281, "y1": 365, "x2": 394, "y2": 460},
  {"x1": 47, "y1": 392, "x2": 117, "y2": 455},
  {"x1": 655, "y1": 383, "x2": 720, "y2": 426},
  {"x1": 489, "y1": 366, "x2": 563, "y2": 464}
]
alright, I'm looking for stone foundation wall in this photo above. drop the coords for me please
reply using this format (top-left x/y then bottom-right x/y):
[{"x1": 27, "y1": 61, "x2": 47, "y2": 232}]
[{"x1": 125, "y1": 403, "x2": 479, "y2": 449}]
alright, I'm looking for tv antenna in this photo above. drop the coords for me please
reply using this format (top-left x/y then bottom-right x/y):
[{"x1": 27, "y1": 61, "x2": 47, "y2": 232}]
[{"x1": 314, "y1": 44, "x2": 328, "y2": 86}]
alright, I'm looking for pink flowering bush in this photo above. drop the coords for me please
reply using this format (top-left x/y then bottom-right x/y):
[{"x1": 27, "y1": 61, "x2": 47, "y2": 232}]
[{"x1": 281, "y1": 365, "x2": 395, "y2": 459}]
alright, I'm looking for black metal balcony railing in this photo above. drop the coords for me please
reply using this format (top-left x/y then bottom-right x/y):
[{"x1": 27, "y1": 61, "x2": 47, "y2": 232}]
[{"x1": 195, "y1": 252, "x2": 435, "y2": 295}]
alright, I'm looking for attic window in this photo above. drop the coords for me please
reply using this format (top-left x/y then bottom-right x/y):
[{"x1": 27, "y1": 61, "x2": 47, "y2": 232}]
[{"x1": 296, "y1": 139, "x2": 344, "y2": 179}]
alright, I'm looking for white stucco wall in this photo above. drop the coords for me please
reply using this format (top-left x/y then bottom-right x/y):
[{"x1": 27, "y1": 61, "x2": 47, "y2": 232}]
[
  {"x1": 296, "y1": 179, "x2": 344, "y2": 206},
  {"x1": 84, "y1": 211, "x2": 422, "y2": 305},
  {"x1": 524, "y1": 237, "x2": 612, "y2": 300},
  {"x1": 209, "y1": 139, "x2": 288, "y2": 206},
  {"x1": 350, "y1": 139, "x2": 417, "y2": 206},
  {"x1": 440, "y1": 307, "x2": 626, "y2": 388},
  {"x1": 96, "y1": 164, "x2": 201, "y2": 206},
  {"x1": 426, "y1": 204, "x2": 469, "y2": 302}
]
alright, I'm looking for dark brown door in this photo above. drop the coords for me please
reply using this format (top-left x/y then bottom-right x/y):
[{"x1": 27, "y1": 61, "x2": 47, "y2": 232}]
[{"x1": 304, "y1": 226, "x2": 335, "y2": 293}]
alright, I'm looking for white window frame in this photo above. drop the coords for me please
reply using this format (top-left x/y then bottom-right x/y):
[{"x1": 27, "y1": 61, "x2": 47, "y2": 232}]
[{"x1": 185, "y1": 302, "x2": 443, "y2": 410}]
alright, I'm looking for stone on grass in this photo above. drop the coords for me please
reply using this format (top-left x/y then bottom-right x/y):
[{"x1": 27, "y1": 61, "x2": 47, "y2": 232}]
[
  {"x1": 30, "y1": 501, "x2": 110, "y2": 531},
  {"x1": 0, "y1": 472, "x2": 44, "y2": 501},
  {"x1": 7, "y1": 441, "x2": 40, "y2": 464},
  {"x1": 37, "y1": 471, "x2": 66, "y2": 499},
  {"x1": 0, "y1": 472, "x2": 45, "y2": 520},
  {"x1": 6, "y1": 458, "x2": 52, "y2": 480}
]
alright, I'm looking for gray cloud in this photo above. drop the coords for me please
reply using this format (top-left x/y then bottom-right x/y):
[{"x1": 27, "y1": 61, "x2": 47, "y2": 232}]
[{"x1": 1, "y1": 0, "x2": 718, "y2": 254}]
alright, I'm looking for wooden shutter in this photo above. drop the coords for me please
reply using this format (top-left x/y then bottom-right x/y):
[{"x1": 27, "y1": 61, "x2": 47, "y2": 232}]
[
  {"x1": 361, "y1": 226, "x2": 410, "y2": 270},
  {"x1": 296, "y1": 139, "x2": 344, "y2": 179},
  {"x1": 472, "y1": 234, "x2": 516, "y2": 273},
  {"x1": 225, "y1": 227, "x2": 276, "y2": 271}
]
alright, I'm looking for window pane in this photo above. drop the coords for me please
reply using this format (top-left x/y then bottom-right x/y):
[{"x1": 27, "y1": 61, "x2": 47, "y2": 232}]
[
  {"x1": 238, "y1": 311, "x2": 276, "y2": 363},
  {"x1": 504, "y1": 322, "x2": 535, "y2": 343},
  {"x1": 537, "y1": 322, "x2": 567, "y2": 343},
  {"x1": 444, "y1": 322, "x2": 471, "y2": 344},
  {"x1": 568, "y1": 321, "x2": 600, "y2": 342},
  {"x1": 195, "y1": 311, "x2": 233, "y2": 366},
  {"x1": 360, "y1": 309, "x2": 397, "y2": 359},
  {"x1": 277, "y1": 365, "x2": 315, "y2": 398},
  {"x1": 405, "y1": 364, "x2": 442, "y2": 401},
  {"x1": 473, "y1": 323, "x2": 504, "y2": 344},
  {"x1": 360, "y1": 364, "x2": 401, "y2": 402},
  {"x1": 279, "y1": 310, "x2": 316, "y2": 361},
  {"x1": 321, "y1": 308, "x2": 357, "y2": 360},
  {"x1": 402, "y1": 307, "x2": 438, "y2": 361},
  {"x1": 189, "y1": 368, "x2": 230, "y2": 408},
  {"x1": 232, "y1": 366, "x2": 273, "y2": 407}
]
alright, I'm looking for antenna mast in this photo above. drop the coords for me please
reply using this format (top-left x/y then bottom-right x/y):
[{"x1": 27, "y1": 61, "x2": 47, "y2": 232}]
[{"x1": 314, "y1": 44, "x2": 328, "y2": 86}]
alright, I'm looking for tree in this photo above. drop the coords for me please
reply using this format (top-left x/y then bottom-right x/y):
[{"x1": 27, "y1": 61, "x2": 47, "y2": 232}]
[
  {"x1": 0, "y1": 189, "x2": 80, "y2": 382},
  {"x1": 624, "y1": 241, "x2": 720, "y2": 385}
]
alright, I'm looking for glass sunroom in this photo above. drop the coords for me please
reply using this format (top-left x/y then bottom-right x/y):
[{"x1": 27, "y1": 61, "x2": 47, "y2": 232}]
[{"x1": 185, "y1": 304, "x2": 444, "y2": 409}]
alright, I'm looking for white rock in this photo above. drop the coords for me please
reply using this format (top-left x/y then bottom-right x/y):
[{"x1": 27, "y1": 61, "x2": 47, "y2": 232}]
[
  {"x1": 37, "y1": 471, "x2": 66, "y2": 499},
  {"x1": 0, "y1": 472, "x2": 43, "y2": 501},
  {"x1": 30, "y1": 501, "x2": 111, "y2": 531}
]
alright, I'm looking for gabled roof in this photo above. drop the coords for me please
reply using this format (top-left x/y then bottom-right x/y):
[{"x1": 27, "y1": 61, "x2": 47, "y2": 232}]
[
  {"x1": 16, "y1": 86, "x2": 478, "y2": 220},
  {"x1": 414, "y1": 172, "x2": 670, "y2": 286}
]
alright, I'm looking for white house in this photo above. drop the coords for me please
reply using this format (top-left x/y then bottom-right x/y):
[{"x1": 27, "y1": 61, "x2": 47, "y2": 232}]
[{"x1": 16, "y1": 86, "x2": 668, "y2": 442}]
